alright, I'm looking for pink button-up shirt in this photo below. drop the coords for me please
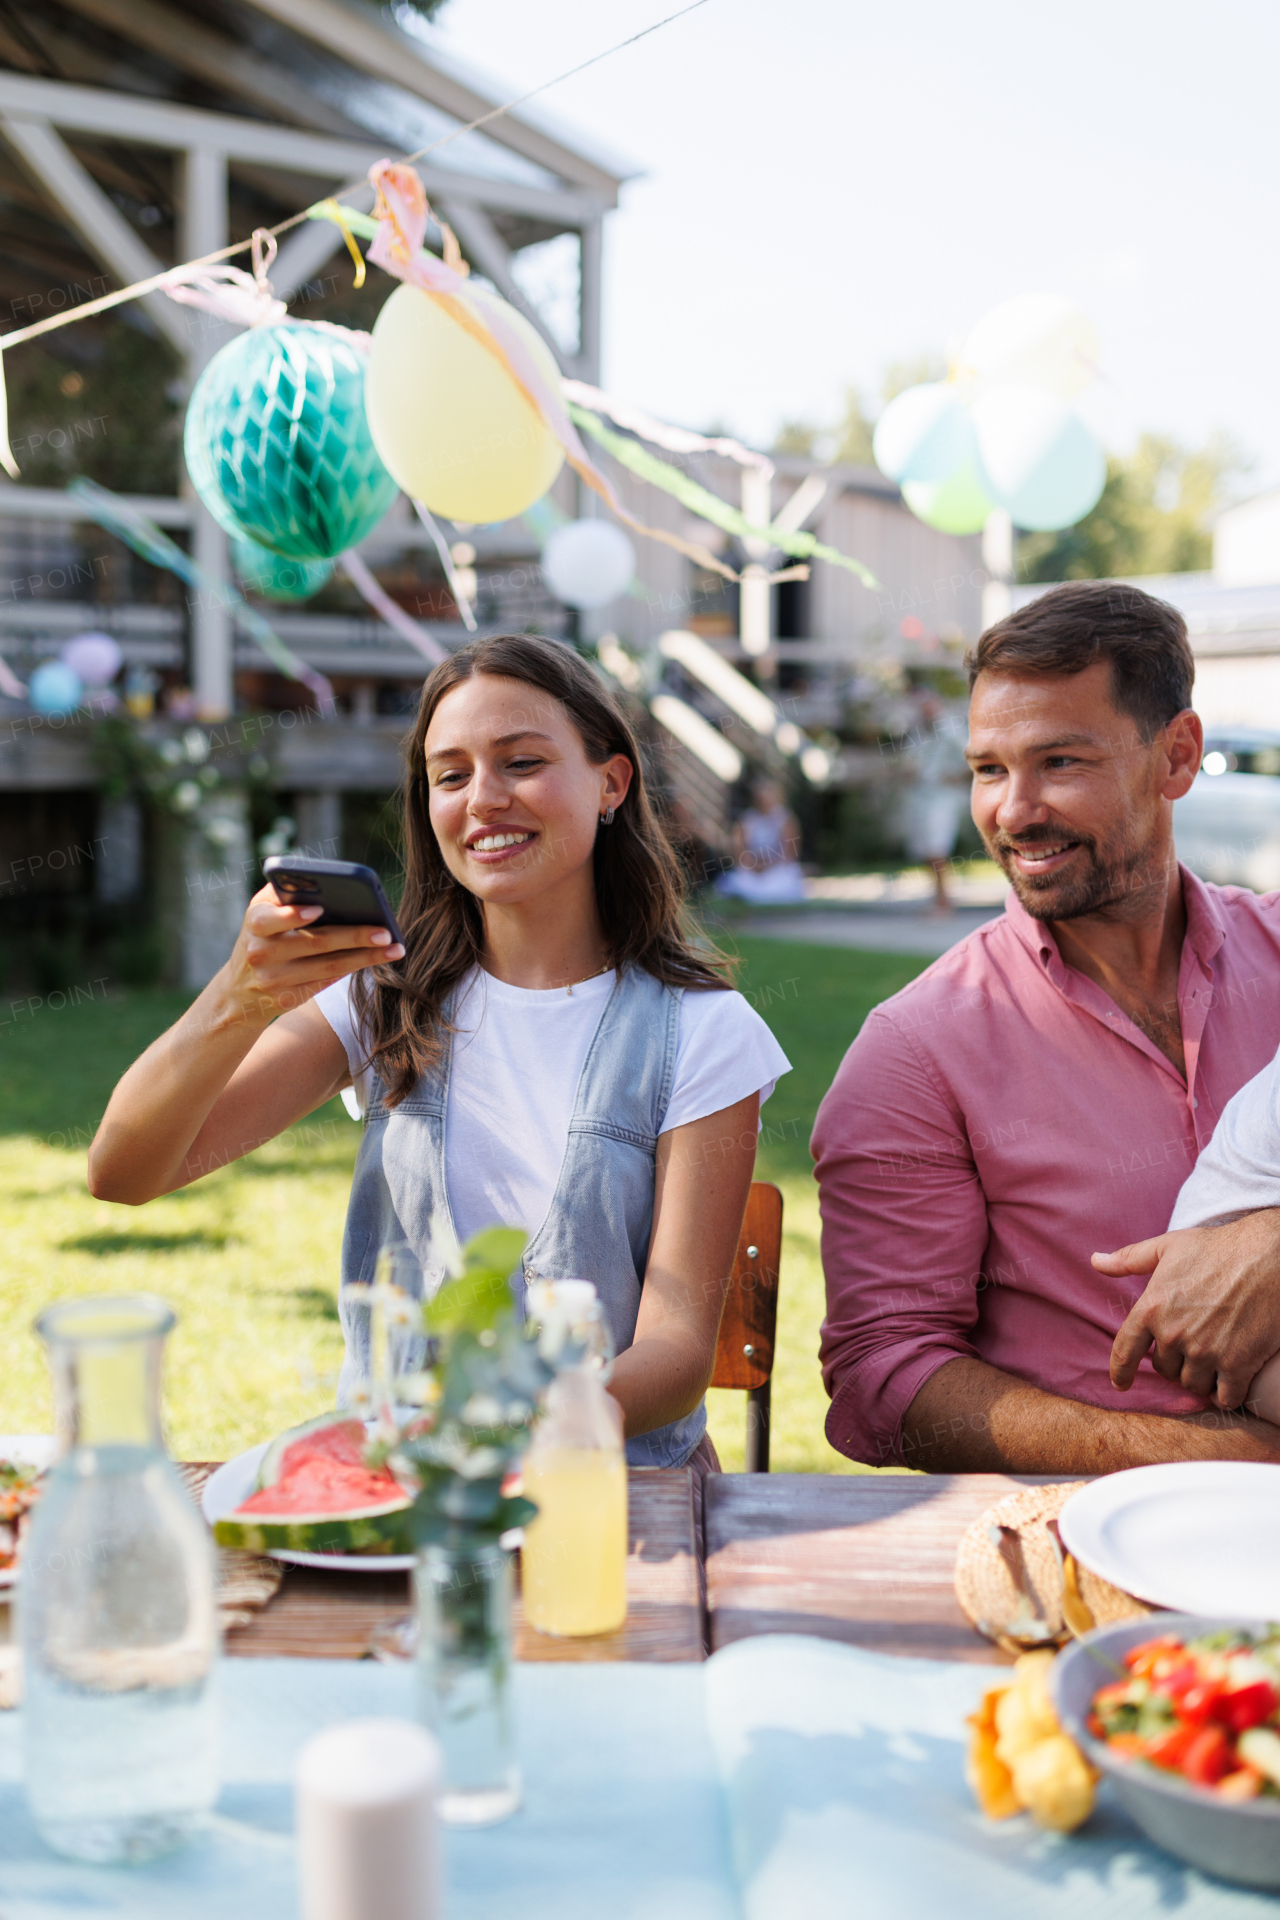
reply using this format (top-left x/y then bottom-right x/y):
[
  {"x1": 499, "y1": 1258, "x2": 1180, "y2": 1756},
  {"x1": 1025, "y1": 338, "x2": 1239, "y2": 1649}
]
[{"x1": 813, "y1": 870, "x2": 1280, "y2": 1467}]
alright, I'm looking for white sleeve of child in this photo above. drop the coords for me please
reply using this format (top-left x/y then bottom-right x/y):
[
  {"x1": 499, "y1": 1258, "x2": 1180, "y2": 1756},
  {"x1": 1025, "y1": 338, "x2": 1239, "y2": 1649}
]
[{"x1": 1169, "y1": 1044, "x2": 1280, "y2": 1230}]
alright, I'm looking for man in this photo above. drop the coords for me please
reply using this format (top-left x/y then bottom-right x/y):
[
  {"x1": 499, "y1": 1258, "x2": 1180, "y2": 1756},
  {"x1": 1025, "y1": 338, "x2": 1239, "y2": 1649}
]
[{"x1": 814, "y1": 580, "x2": 1280, "y2": 1473}]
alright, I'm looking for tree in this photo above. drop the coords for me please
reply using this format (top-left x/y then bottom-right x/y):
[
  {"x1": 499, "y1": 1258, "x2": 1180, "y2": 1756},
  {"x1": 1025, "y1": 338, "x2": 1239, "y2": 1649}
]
[
  {"x1": 1017, "y1": 431, "x2": 1251, "y2": 582},
  {"x1": 830, "y1": 388, "x2": 876, "y2": 466},
  {"x1": 773, "y1": 419, "x2": 820, "y2": 456}
]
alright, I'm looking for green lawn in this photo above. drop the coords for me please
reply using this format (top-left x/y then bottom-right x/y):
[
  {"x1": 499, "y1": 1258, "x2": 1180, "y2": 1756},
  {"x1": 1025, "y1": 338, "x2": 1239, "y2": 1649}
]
[{"x1": 0, "y1": 938, "x2": 928, "y2": 1469}]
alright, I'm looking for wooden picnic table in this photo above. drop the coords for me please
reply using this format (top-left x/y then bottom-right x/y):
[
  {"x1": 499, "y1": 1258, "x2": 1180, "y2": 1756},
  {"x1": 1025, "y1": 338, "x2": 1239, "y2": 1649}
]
[
  {"x1": 193, "y1": 1462, "x2": 1074, "y2": 1668},
  {"x1": 192, "y1": 1464, "x2": 704, "y2": 1664},
  {"x1": 704, "y1": 1471, "x2": 1070, "y2": 1664}
]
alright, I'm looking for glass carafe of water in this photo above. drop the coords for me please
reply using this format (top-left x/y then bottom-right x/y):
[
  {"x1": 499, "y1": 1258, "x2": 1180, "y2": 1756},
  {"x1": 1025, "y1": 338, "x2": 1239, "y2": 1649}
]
[{"x1": 19, "y1": 1295, "x2": 219, "y2": 1863}]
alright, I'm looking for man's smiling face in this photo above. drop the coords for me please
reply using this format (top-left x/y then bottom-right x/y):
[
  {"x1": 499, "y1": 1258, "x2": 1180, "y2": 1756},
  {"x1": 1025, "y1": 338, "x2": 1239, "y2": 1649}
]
[{"x1": 966, "y1": 660, "x2": 1201, "y2": 922}]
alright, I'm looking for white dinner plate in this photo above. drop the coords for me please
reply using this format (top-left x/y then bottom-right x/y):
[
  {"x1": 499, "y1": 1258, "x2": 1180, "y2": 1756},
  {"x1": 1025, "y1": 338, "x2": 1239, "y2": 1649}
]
[
  {"x1": 201, "y1": 1440, "x2": 416, "y2": 1574},
  {"x1": 0, "y1": 1434, "x2": 58, "y2": 1587},
  {"x1": 1059, "y1": 1461, "x2": 1280, "y2": 1616}
]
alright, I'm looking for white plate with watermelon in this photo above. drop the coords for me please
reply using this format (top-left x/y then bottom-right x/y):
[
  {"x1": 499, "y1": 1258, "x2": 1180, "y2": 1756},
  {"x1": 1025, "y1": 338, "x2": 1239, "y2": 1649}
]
[{"x1": 201, "y1": 1412, "x2": 417, "y2": 1572}]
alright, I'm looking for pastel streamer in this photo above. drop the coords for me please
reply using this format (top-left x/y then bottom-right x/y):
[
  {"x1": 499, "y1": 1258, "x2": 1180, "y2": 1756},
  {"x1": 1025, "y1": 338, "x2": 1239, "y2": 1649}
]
[
  {"x1": 408, "y1": 501, "x2": 478, "y2": 632},
  {"x1": 0, "y1": 645, "x2": 25, "y2": 698},
  {"x1": 68, "y1": 478, "x2": 334, "y2": 712},
  {"x1": 0, "y1": 353, "x2": 16, "y2": 479},
  {"x1": 163, "y1": 229, "x2": 288, "y2": 331},
  {"x1": 562, "y1": 380, "x2": 774, "y2": 476},
  {"x1": 569, "y1": 406, "x2": 880, "y2": 588},
  {"x1": 338, "y1": 548, "x2": 449, "y2": 665}
]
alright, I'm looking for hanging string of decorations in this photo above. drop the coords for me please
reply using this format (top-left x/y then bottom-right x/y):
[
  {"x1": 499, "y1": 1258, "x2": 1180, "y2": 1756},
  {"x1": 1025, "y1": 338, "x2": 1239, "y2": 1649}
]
[
  {"x1": 0, "y1": 118, "x2": 1107, "y2": 722},
  {"x1": 0, "y1": 157, "x2": 884, "y2": 623}
]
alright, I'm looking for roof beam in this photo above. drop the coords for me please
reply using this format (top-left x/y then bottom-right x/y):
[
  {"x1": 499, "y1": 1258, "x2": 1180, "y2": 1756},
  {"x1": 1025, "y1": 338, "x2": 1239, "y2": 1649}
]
[
  {"x1": 239, "y1": 0, "x2": 622, "y2": 197},
  {"x1": 0, "y1": 74, "x2": 607, "y2": 226},
  {"x1": 0, "y1": 483, "x2": 191, "y2": 523},
  {"x1": 0, "y1": 116, "x2": 187, "y2": 352},
  {"x1": 53, "y1": 0, "x2": 361, "y2": 139}
]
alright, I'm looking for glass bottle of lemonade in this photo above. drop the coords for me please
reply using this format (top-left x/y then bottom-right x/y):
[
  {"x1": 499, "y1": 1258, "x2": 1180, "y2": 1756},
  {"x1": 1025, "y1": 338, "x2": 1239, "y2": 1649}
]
[{"x1": 521, "y1": 1285, "x2": 627, "y2": 1638}]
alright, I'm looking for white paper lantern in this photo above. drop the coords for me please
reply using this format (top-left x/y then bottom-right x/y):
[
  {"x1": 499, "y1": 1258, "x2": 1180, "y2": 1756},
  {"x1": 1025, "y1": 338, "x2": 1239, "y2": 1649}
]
[
  {"x1": 960, "y1": 294, "x2": 1099, "y2": 400},
  {"x1": 60, "y1": 631, "x2": 123, "y2": 687},
  {"x1": 541, "y1": 519, "x2": 636, "y2": 609},
  {"x1": 972, "y1": 385, "x2": 1106, "y2": 531}
]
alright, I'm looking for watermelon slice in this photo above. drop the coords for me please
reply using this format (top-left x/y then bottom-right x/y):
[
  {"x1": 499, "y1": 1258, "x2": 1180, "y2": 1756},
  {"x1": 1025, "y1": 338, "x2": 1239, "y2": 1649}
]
[{"x1": 213, "y1": 1412, "x2": 415, "y2": 1557}]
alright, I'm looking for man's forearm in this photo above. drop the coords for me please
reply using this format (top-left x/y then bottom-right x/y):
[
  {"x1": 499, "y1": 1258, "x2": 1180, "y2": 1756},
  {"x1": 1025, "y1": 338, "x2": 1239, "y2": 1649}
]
[{"x1": 903, "y1": 1356, "x2": 1280, "y2": 1473}]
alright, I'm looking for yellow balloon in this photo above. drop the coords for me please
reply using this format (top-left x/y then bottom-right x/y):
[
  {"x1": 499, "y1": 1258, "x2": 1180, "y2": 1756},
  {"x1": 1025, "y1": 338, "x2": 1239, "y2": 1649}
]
[{"x1": 366, "y1": 281, "x2": 565, "y2": 523}]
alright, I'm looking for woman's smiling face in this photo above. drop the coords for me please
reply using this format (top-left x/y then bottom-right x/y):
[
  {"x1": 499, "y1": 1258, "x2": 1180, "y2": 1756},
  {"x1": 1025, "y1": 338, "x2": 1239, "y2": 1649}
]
[{"x1": 424, "y1": 672, "x2": 632, "y2": 904}]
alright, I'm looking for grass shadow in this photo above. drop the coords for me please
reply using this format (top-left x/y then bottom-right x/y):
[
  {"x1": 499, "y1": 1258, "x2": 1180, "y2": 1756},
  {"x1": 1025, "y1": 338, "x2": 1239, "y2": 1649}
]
[
  {"x1": 60, "y1": 1229, "x2": 235, "y2": 1255},
  {"x1": 281, "y1": 1286, "x2": 341, "y2": 1323}
]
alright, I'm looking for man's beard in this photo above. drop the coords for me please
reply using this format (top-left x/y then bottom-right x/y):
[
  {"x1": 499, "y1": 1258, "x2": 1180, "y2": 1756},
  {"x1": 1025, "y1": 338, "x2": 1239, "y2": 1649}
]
[{"x1": 987, "y1": 820, "x2": 1165, "y2": 922}]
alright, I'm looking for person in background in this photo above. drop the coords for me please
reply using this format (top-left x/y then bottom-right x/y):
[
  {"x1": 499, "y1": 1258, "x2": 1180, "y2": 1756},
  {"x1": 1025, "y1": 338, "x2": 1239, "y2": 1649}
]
[
  {"x1": 717, "y1": 775, "x2": 806, "y2": 904},
  {"x1": 903, "y1": 691, "x2": 970, "y2": 913}
]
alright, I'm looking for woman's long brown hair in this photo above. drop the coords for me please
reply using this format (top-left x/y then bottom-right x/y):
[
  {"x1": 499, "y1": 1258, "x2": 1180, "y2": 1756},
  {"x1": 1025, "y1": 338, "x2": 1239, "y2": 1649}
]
[{"x1": 352, "y1": 633, "x2": 733, "y2": 1106}]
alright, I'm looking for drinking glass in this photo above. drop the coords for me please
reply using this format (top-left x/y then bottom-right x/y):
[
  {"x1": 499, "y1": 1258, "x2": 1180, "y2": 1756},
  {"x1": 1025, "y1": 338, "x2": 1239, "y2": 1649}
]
[{"x1": 19, "y1": 1295, "x2": 218, "y2": 1863}]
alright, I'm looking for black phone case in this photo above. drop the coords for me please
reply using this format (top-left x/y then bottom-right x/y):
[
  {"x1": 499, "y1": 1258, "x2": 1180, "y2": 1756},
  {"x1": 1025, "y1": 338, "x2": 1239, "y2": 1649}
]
[{"x1": 262, "y1": 856, "x2": 404, "y2": 945}]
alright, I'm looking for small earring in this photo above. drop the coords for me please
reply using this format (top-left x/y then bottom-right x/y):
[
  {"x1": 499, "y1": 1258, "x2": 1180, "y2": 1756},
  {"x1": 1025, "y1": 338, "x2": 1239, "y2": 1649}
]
[{"x1": 599, "y1": 806, "x2": 615, "y2": 826}]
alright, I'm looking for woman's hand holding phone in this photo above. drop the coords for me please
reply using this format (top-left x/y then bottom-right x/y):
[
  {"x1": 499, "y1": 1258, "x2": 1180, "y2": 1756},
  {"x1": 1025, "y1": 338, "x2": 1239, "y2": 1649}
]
[
  {"x1": 89, "y1": 884, "x2": 404, "y2": 1205},
  {"x1": 224, "y1": 883, "x2": 406, "y2": 1023}
]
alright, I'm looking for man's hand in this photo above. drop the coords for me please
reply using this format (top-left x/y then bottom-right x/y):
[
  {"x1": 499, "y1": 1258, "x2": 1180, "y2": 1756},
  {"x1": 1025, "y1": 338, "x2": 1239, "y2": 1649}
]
[{"x1": 1093, "y1": 1210, "x2": 1280, "y2": 1408}]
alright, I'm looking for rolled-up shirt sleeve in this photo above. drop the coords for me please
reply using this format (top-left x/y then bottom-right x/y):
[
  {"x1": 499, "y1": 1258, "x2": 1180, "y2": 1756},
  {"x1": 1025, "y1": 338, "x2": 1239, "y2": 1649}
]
[{"x1": 812, "y1": 1005, "x2": 990, "y2": 1467}]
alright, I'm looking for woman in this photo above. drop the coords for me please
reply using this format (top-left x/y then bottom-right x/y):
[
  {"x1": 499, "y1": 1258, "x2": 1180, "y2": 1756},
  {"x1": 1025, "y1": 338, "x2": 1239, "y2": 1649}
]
[
  {"x1": 89, "y1": 635, "x2": 790, "y2": 1471},
  {"x1": 717, "y1": 777, "x2": 806, "y2": 905},
  {"x1": 904, "y1": 694, "x2": 970, "y2": 914}
]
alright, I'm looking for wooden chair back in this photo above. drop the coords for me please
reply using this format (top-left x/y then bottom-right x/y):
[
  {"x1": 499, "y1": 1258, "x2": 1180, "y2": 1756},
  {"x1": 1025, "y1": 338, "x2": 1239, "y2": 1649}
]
[{"x1": 710, "y1": 1181, "x2": 783, "y2": 1471}]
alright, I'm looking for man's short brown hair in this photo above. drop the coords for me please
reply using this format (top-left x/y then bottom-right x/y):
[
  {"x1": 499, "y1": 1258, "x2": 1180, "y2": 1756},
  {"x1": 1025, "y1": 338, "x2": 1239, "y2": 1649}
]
[{"x1": 965, "y1": 581, "x2": 1194, "y2": 743}]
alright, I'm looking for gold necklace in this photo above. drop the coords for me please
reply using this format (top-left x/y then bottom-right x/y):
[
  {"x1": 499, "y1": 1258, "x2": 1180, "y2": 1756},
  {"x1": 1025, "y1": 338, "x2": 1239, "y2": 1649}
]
[{"x1": 564, "y1": 963, "x2": 612, "y2": 996}]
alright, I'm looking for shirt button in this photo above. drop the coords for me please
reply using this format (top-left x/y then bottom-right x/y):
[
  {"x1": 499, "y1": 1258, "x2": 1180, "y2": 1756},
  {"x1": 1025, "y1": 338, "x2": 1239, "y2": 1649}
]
[{"x1": 1193, "y1": 1097, "x2": 1199, "y2": 1109}]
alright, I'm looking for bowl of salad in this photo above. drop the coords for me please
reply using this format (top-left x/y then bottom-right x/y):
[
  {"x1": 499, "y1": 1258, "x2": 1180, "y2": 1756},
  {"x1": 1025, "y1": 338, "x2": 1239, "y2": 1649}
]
[{"x1": 1052, "y1": 1615, "x2": 1280, "y2": 1888}]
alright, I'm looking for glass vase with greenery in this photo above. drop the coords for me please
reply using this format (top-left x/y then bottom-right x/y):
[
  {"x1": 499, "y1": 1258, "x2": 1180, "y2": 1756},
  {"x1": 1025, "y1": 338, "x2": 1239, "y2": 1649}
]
[{"x1": 365, "y1": 1223, "x2": 554, "y2": 1825}]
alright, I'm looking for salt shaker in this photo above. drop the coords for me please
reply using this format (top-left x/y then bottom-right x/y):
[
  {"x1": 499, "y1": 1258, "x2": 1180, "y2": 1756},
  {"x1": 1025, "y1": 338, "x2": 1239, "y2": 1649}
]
[{"x1": 297, "y1": 1718, "x2": 442, "y2": 1920}]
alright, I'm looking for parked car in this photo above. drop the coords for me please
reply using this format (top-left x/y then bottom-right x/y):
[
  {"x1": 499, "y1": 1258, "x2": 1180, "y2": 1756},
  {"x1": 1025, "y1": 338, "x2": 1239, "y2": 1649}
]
[
  {"x1": 1176, "y1": 733, "x2": 1280, "y2": 890},
  {"x1": 1200, "y1": 730, "x2": 1280, "y2": 777}
]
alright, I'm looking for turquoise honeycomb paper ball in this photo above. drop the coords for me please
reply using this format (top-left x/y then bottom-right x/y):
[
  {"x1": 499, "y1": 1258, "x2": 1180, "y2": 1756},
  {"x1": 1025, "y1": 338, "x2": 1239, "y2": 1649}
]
[
  {"x1": 231, "y1": 533, "x2": 334, "y2": 602},
  {"x1": 184, "y1": 323, "x2": 398, "y2": 561}
]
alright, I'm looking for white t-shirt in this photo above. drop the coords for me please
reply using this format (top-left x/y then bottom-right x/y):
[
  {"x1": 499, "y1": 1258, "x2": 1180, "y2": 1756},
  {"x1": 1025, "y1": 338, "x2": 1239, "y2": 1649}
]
[
  {"x1": 1170, "y1": 1040, "x2": 1280, "y2": 1230},
  {"x1": 315, "y1": 967, "x2": 791, "y2": 1244}
]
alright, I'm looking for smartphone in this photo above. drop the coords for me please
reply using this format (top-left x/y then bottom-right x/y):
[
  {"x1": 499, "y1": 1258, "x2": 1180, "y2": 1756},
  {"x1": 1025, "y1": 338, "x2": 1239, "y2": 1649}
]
[{"x1": 263, "y1": 856, "x2": 405, "y2": 946}]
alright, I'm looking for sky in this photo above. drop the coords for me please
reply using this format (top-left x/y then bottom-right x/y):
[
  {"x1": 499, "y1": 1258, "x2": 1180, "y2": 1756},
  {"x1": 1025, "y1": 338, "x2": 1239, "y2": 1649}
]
[{"x1": 433, "y1": 0, "x2": 1280, "y2": 494}]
